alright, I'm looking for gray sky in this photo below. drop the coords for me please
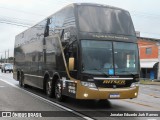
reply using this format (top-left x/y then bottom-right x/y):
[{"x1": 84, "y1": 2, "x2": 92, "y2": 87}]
[{"x1": 0, "y1": 0, "x2": 160, "y2": 58}]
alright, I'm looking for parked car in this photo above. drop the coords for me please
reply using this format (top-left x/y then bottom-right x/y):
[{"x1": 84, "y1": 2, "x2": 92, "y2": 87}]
[
  {"x1": 1, "y1": 63, "x2": 13, "y2": 73},
  {"x1": 0, "y1": 63, "x2": 2, "y2": 69}
]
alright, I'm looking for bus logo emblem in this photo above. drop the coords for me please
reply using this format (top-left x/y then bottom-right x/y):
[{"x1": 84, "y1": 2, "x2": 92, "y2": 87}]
[{"x1": 103, "y1": 80, "x2": 125, "y2": 85}]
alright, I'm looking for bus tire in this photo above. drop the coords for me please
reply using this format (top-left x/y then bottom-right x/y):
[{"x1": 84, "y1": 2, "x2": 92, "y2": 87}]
[
  {"x1": 19, "y1": 75, "x2": 22, "y2": 87},
  {"x1": 55, "y1": 79, "x2": 65, "y2": 102},
  {"x1": 21, "y1": 72, "x2": 27, "y2": 88},
  {"x1": 46, "y1": 78, "x2": 54, "y2": 98}
]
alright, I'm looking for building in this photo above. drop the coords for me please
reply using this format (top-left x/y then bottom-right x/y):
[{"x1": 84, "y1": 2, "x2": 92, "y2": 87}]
[{"x1": 138, "y1": 37, "x2": 160, "y2": 79}]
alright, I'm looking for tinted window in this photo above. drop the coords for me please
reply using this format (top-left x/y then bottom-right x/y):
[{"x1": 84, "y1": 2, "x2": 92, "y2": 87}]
[
  {"x1": 81, "y1": 40, "x2": 113, "y2": 74},
  {"x1": 114, "y1": 42, "x2": 139, "y2": 74},
  {"x1": 78, "y1": 6, "x2": 135, "y2": 36},
  {"x1": 81, "y1": 40, "x2": 139, "y2": 75}
]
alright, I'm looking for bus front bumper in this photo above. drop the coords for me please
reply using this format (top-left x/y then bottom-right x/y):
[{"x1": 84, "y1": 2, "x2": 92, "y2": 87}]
[{"x1": 76, "y1": 83, "x2": 139, "y2": 100}]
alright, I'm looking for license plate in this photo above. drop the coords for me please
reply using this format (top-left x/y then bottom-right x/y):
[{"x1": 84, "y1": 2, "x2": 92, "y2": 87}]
[{"x1": 109, "y1": 93, "x2": 120, "y2": 98}]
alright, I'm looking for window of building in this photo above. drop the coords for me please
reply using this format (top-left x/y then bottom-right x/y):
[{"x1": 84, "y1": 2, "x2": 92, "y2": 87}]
[{"x1": 146, "y1": 48, "x2": 152, "y2": 54}]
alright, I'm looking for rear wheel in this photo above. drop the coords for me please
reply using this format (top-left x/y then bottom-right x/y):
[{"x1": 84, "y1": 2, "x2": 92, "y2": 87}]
[
  {"x1": 55, "y1": 80, "x2": 65, "y2": 102},
  {"x1": 19, "y1": 75, "x2": 22, "y2": 87},
  {"x1": 21, "y1": 73, "x2": 27, "y2": 88},
  {"x1": 46, "y1": 78, "x2": 54, "y2": 98}
]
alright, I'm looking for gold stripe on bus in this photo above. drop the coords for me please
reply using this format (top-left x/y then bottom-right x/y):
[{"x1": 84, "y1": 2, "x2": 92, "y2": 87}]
[{"x1": 56, "y1": 35, "x2": 76, "y2": 81}]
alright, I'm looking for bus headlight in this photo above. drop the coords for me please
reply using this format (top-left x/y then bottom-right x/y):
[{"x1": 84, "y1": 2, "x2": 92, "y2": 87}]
[
  {"x1": 130, "y1": 82, "x2": 139, "y2": 88},
  {"x1": 81, "y1": 81, "x2": 97, "y2": 88},
  {"x1": 135, "y1": 77, "x2": 140, "y2": 82}
]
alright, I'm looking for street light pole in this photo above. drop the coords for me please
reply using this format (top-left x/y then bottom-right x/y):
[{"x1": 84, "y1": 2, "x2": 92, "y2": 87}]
[
  {"x1": 8, "y1": 49, "x2": 9, "y2": 63},
  {"x1": 5, "y1": 51, "x2": 6, "y2": 63}
]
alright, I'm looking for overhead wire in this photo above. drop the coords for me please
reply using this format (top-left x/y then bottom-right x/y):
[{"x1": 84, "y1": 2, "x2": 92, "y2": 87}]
[
  {"x1": 0, "y1": 21, "x2": 30, "y2": 27},
  {"x1": 0, "y1": 0, "x2": 160, "y2": 36},
  {"x1": 0, "y1": 18, "x2": 34, "y2": 27},
  {"x1": 0, "y1": 15, "x2": 38, "y2": 23},
  {"x1": 0, "y1": 19, "x2": 34, "y2": 27},
  {"x1": 0, "y1": 6, "x2": 46, "y2": 17}
]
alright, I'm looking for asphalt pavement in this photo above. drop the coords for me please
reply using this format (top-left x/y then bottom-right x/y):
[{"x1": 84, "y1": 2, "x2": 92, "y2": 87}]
[
  {"x1": 0, "y1": 72, "x2": 83, "y2": 120},
  {"x1": 0, "y1": 71, "x2": 160, "y2": 120}
]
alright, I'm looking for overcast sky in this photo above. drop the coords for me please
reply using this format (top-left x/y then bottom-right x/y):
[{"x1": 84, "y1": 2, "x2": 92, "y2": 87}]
[{"x1": 0, "y1": 0, "x2": 160, "y2": 58}]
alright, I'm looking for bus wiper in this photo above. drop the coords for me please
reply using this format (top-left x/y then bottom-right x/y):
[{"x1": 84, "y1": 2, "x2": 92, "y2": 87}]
[
  {"x1": 118, "y1": 71, "x2": 136, "y2": 76},
  {"x1": 94, "y1": 68, "x2": 109, "y2": 77}
]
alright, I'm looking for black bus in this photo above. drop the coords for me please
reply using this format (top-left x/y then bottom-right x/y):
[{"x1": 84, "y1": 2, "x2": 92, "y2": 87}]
[{"x1": 13, "y1": 3, "x2": 140, "y2": 101}]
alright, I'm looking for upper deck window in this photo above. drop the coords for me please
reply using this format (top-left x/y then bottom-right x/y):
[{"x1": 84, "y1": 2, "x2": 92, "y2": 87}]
[{"x1": 78, "y1": 5, "x2": 135, "y2": 36}]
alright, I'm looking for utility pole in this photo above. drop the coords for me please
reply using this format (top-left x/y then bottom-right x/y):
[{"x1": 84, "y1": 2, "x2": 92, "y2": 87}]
[
  {"x1": 8, "y1": 49, "x2": 9, "y2": 63},
  {"x1": 5, "y1": 51, "x2": 6, "y2": 63}
]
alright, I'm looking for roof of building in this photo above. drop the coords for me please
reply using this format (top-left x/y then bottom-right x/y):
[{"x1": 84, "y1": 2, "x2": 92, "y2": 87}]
[{"x1": 137, "y1": 36, "x2": 160, "y2": 42}]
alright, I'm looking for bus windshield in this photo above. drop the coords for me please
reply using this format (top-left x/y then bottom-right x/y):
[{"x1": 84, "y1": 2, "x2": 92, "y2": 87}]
[
  {"x1": 81, "y1": 40, "x2": 139, "y2": 75},
  {"x1": 78, "y1": 5, "x2": 135, "y2": 36}
]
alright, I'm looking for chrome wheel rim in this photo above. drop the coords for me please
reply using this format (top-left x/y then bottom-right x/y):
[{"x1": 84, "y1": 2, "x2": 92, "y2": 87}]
[
  {"x1": 55, "y1": 82, "x2": 61, "y2": 98},
  {"x1": 46, "y1": 81, "x2": 51, "y2": 95}
]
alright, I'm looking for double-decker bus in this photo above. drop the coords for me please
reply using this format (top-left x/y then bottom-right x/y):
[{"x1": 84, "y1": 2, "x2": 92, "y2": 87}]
[{"x1": 13, "y1": 3, "x2": 140, "y2": 101}]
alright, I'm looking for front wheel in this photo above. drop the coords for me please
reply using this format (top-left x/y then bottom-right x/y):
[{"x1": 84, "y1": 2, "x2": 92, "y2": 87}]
[{"x1": 55, "y1": 80, "x2": 65, "y2": 102}]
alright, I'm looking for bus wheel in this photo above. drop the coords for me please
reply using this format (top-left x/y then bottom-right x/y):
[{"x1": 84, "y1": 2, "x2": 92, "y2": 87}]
[
  {"x1": 46, "y1": 78, "x2": 54, "y2": 98},
  {"x1": 19, "y1": 74, "x2": 22, "y2": 87},
  {"x1": 55, "y1": 80, "x2": 64, "y2": 102},
  {"x1": 21, "y1": 73, "x2": 27, "y2": 88}
]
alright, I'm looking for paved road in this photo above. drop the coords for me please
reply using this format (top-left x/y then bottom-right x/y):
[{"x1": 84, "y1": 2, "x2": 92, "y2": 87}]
[
  {"x1": 0, "y1": 71, "x2": 159, "y2": 120},
  {"x1": 0, "y1": 72, "x2": 83, "y2": 120}
]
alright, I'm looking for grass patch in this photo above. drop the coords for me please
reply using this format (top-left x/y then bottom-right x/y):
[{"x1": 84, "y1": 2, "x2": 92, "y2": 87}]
[{"x1": 140, "y1": 79, "x2": 160, "y2": 85}]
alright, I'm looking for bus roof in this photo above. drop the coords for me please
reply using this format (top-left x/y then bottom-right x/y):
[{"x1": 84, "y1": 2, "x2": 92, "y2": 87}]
[
  {"x1": 15, "y1": 3, "x2": 129, "y2": 38},
  {"x1": 73, "y1": 3, "x2": 128, "y2": 12}
]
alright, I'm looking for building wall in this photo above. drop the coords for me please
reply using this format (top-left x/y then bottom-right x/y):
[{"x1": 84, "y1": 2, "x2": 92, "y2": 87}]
[
  {"x1": 137, "y1": 37, "x2": 159, "y2": 79},
  {"x1": 138, "y1": 39, "x2": 158, "y2": 59}
]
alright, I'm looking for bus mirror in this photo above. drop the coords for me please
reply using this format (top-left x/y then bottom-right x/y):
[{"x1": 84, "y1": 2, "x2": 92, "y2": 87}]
[
  {"x1": 64, "y1": 32, "x2": 70, "y2": 41},
  {"x1": 13, "y1": 57, "x2": 15, "y2": 65},
  {"x1": 69, "y1": 57, "x2": 75, "y2": 71}
]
